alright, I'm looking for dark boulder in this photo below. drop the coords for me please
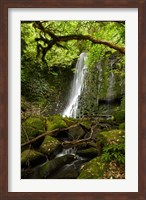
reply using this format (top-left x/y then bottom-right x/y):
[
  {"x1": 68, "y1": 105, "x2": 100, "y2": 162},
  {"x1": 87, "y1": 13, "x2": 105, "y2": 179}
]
[
  {"x1": 30, "y1": 154, "x2": 76, "y2": 179},
  {"x1": 68, "y1": 125, "x2": 85, "y2": 140},
  {"x1": 21, "y1": 149, "x2": 47, "y2": 168},
  {"x1": 76, "y1": 147, "x2": 99, "y2": 158}
]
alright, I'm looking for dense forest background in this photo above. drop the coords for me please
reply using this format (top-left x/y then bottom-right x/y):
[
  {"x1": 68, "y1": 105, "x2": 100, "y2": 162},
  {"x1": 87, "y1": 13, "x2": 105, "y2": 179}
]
[{"x1": 21, "y1": 21, "x2": 125, "y2": 179}]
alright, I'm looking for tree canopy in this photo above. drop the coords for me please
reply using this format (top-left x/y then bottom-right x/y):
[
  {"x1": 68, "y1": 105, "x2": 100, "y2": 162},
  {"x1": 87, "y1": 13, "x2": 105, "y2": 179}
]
[{"x1": 21, "y1": 21, "x2": 125, "y2": 69}]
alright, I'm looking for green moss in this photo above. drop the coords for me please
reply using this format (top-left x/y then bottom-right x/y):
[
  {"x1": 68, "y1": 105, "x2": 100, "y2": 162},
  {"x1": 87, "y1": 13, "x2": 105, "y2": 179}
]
[
  {"x1": 77, "y1": 147, "x2": 98, "y2": 158},
  {"x1": 119, "y1": 123, "x2": 125, "y2": 130},
  {"x1": 63, "y1": 117, "x2": 76, "y2": 126},
  {"x1": 80, "y1": 120, "x2": 92, "y2": 129},
  {"x1": 39, "y1": 135, "x2": 62, "y2": 157},
  {"x1": 47, "y1": 114, "x2": 67, "y2": 131},
  {"x1": 96, "y1": 133, "x2": 107, "y2": 146},
  {"x1": 99, "y1": 129, "x2": 124, "y2": 141},
  {"x1": 78, "y1": 157, "x2": 106, "y2": 179},
  {"x1": 21, "y1": 117, "x2": 46, "y2": 144},
  {"x1": 21, "y1": 149, "x2": 46, "y2": 167}
]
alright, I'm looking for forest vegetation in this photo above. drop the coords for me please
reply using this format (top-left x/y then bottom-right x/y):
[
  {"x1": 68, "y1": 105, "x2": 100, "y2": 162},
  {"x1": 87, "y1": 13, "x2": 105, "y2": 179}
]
[{"x1": 21, "y1": 21, "x2": 125, "y2": 179}]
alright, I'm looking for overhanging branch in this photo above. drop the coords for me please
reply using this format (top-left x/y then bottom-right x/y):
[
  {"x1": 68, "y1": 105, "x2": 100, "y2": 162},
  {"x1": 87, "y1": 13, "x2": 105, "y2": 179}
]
[{"x1": 34, "y1": 21, "x2": 125, "y2": 61}]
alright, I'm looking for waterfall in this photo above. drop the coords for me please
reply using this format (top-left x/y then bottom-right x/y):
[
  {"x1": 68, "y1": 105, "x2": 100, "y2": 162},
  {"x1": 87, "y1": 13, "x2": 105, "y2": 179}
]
[
  {"x1": 96, "y1": 63, "x2": 103, "y2": 107},
  {"x1": 62, "y1": 52, "x2": 87, "y2": 118},
  {"x1": 105, "y1": 61, "x2": 115, "y2": 114},
  {"x1": 106, "y1": 62, "x2": 115, "y2": 100}
]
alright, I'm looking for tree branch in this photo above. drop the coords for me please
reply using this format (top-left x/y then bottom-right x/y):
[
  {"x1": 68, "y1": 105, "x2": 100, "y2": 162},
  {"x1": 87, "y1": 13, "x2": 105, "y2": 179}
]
[
  {"x1": 21, "y1": 123, "x2": 80, "y2": 147},
  {"x1": 34, "y1": 21, "x2": 125, "y2": 61},
  {"x1": 62, "y1": 124, "x2": 98, "y2": 146},
  {"x1": 56, "y1": 34, "x2": 125, "y2": 54}
]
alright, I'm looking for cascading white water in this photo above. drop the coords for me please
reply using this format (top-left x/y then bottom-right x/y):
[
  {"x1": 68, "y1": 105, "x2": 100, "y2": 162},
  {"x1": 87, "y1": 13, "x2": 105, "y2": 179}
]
[{"x1": 62, "y1": 52, "x2": 87, "y2": 118}]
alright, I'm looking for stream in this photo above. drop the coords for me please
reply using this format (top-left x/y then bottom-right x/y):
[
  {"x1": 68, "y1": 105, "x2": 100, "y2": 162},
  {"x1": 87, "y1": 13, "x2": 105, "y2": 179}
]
[{"x1": 48, "y1": 147, "x2": 87, "y2": 179}]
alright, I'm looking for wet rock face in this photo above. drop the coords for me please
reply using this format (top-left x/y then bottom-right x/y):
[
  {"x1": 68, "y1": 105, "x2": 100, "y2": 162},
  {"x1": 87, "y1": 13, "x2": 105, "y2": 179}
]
[{"x1": 69, "y1": 53, "x2": 125, "y2": 118}]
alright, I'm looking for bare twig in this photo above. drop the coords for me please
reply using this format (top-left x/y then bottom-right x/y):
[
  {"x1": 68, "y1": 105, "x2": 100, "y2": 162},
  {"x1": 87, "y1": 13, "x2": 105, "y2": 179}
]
[{"x1": 62, "y1": 124, "x2": 98, "y2": 146}]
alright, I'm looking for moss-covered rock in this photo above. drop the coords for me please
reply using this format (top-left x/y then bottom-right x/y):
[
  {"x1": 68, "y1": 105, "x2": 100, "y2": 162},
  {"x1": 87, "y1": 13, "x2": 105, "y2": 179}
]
[
  {"x1": 21, "y1": 149, "x2": 46, "y2": 167},
  {"x1": 79, "y1": 120, "x2": 92, "y2": 130},
  {"x1": 78, "y1": 156, "x2": 125, "y2": 179},
  {"x1": 21, "y1": 117, "x2": 46, "y2": 144},
  {"x1": 99, "y1": 129, "x2": 125, "y2": 144},
  {"x1": 78, "y1": 157, "x2": 106, "y2": 179},
  {"x1": 68, "y1": 125, "x2": 85, "y2": 140},
  {"x1": 76, "y1": 147, "x2": 99, "y2": 158},
  {"x1": 63, "y1": 117, "x2": 76, "y2": 126},
  {"x1": 95, "y1": 133, "x2": 107, "y2": 152},
  {"x1": 31, "y1": 154, "x2": 76, "y2": 179},
  {"x1": 47, "y1": 114, "x2": 67, "y2": 131},
  {"x1": 39, "y1": 135, "x2": 62, "y2": 158}
]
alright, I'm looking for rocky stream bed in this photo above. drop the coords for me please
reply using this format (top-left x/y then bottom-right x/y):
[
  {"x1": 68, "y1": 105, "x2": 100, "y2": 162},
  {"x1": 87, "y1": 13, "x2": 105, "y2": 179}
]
[{"x1": 21, "y1": 114, "x2": 125, "y2": 179}]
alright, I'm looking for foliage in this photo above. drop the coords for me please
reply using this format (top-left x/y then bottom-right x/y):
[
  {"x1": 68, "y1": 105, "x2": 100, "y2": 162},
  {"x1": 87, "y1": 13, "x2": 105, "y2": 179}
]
[
  {"x1": 101, "y1": 137, "x2": 125, "y2": 164},
  {"x1": 114, "y1": 110, "x2": 125, "y2": 123},
  {"x1": 21, "y1": 21, "x2": 125, "y2": 116},
  {"x1": 21, "y1": 21, "x2": 125, "y2": 72}
]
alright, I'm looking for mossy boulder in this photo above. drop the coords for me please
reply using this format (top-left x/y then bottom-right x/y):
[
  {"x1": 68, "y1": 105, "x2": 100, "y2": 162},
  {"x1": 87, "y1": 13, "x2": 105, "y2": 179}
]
[
  {"x1": 31, "y1": 154, "x2": 76, "y2": 179},
  {"x1": 114, "y1": 110, "x2": 125, "y2": 123},
  {"x1": 78, "y1": 157, "x2": 106, "y2": 179},
  {"x1": 39, "y1": 135, "x2": 62, "y2": 158},
  {"x1": 63, "y1": 117, "x2": 76, "y2": 126},
  {"x1": 21, "y1": 149, "x2": 46, "y2": 167},
  {"x1": 21, "y1": 117, "x2": 46, "y2": 144},
  {"x1": 68, "y1": 125, "x2": 85, "y2": 140},
  {"x1": 76, "y1": 147, "x2": 99, "y2": 158},
  {"x1": 47, "y1": 114, "x2": 67, "y2": 131},
  {"x1": 99, "y1": 129, "x2": 125, "y2": 144}
]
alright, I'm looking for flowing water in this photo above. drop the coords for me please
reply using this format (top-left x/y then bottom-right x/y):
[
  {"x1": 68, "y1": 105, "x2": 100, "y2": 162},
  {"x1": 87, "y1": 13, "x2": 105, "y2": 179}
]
[
  {"x1": 62, "y1": 52, "x2": 87, "y2": 118},
  {"x1": 106, "y1": 62, "x2": 115, "y2": 114},
  {"x1": 107, "y1": 62, "x2": 115, "y2": 99},
  {"x1": 48, "y1": 147, "x2": 86, "y2": 179},
  {"x1": 96, "y1": 63, "x2": 103, "y2": 108}
]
